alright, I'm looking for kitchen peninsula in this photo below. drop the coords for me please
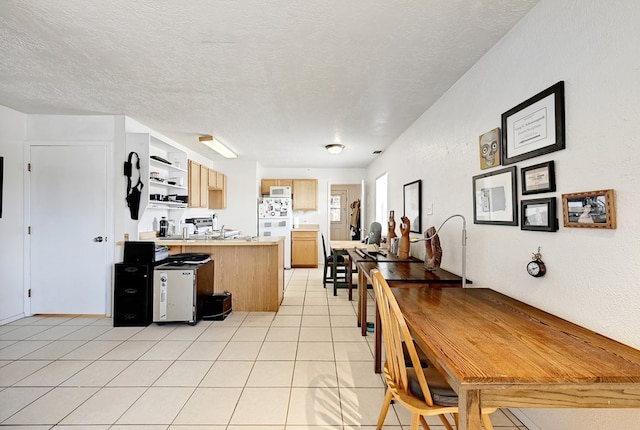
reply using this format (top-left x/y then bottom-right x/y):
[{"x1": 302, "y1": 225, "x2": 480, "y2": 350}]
[{"x1": 157, "y1": 236, "x2": 284, "y2": 312}]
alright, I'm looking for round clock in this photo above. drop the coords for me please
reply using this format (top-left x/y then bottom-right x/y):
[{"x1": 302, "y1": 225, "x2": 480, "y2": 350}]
[{"x1": 527, "y1": 259, "x2": 546, "y2": 277}]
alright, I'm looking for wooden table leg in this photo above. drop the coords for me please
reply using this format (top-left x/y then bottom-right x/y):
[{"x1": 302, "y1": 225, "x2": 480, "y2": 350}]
[{"x1": 458, "y1": 389, "x2": 483, "y2": 430}]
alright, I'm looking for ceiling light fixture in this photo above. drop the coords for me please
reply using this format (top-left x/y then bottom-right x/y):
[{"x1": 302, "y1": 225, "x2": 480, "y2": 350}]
[
  {"x1": 199, "y1": 135, "x2": 237, "y2": 159},
  {"x1": 325, "y1": 144, "x2": 345, "y2": 155}
]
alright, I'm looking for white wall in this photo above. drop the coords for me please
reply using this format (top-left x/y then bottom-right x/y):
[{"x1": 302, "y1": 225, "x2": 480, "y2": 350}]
[
  {"x1": 367, "y1": 1, "x2": 640, "y2": 429},
  {"x1": 0, "y1": 106, "x2": 26, "y2": 324}
]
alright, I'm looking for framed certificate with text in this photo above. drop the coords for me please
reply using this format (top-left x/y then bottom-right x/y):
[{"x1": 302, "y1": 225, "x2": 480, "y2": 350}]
[{"x1": 501, "y1": 81, "x2": 565, "y2": 165}]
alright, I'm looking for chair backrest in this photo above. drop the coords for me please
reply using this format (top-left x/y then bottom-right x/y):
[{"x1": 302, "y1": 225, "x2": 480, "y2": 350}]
[
  {"x1": 370, "y1": 269, "x2": 435, "y2": 406},
  {"x1": 320, "y1": 233, "x2": 329, "y2": 260},
  {"x1": 368, "y1": 221, "x2": 382, "y2": 245}
]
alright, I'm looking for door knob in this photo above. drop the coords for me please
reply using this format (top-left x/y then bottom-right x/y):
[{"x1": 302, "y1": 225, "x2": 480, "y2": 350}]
[{"x1": 94, "y1": 236, "x2": 104, "y2": 242}]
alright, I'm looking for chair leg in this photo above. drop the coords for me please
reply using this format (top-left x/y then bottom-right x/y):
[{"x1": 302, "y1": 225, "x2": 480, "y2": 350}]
[
  {"x1": 419, "y1": 415, "x2": 432, "y2": 430},
  {"x1": 410, "y1": 414, "x2": 420, "y2": 430},
  {"x1": 482, "y1": 413, "x2": 494, "y2": 430},
  {"x1": 376, "y1": 388, "x2": 393, "y2": 429},
  {"x1": 323, "y1": 263, "x2": 328, "y2": 288},
  {"x1": 438, "y1": 414, "x2": 454, "y2": 430}
]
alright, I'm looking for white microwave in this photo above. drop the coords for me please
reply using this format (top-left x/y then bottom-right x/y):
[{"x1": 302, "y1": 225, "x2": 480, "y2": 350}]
[{"x1": 270, "y1": 186, "x2": 292, "y2": 198}]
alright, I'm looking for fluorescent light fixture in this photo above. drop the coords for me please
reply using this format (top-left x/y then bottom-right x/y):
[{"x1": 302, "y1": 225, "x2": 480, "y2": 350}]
[
  {"x1": 325, "y1": 144, "x2": 345, "y2": 154},
  {"x1": 199, "y1": 135, "x2": 237, "y2": 159}
]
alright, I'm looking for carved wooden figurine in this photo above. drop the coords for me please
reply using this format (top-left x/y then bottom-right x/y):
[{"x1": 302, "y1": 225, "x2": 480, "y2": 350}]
[
  {"x1": 424, "y1": 226, "x2": 442, "y2": 270},
  {"x1": 387, "y1": 210, "x2": 397, "y2": 244},
  {"x1": 399, "y1": 216, "x2": 411, "y2": 259}
]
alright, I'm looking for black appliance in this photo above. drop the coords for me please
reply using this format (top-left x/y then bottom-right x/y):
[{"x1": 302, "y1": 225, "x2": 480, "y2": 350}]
[
  {"x1": 113, "y1": 241, "x2": 168, "y2": 327},
  {"x1": 202, "y1": 292, "x2": 232, "y2": 320}
]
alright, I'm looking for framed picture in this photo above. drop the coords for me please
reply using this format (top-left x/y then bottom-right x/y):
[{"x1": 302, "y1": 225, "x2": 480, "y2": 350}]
[
  {"x1": 479, "y1": 128, "x2": 501, "y2": 170},
  {"x1": 473, "y1": 166, "x2": 518, "y2": 226},
  {"x1": 521, "y1": 160, "x2": 556, "y2": 195},
  {"x1": 501, "y1": 81, "x2": 565, "y2": 165},
  {"x1": 521, "y1": 197, "x2": 558, "y2": 232},
  {"x1": 562, "y1": 189, "x2": 616, "y2": 229},
  {"x1": 403, "y1": 179, "x2": 422, "y2": 233}
]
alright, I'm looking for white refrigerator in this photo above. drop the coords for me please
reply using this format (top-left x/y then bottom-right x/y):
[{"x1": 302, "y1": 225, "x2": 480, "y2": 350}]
[{"x1": 258, "y1": 197, "x2": 293, "y2": 269}]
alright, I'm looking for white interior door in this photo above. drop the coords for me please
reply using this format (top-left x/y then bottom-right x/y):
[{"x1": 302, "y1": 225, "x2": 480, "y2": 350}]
[
  {"x1": 330, "y1": 189, "x2": 349, "y2": 240},
  {"x1": 30, "y1": 144, "x2": 108, "y2": 314}
]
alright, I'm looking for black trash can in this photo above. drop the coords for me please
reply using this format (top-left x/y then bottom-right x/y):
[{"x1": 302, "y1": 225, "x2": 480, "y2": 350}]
[{"x1": 202, "y1": 292, "x2": 232, "y2": 320}]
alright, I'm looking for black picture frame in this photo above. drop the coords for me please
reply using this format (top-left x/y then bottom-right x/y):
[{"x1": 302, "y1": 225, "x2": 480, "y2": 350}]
[
  {"x1": 521, "y1": 197, "x2": 558, "y2": 232},
  {"x1": 521, "y1": 160, "x2": 556, "y2": 195},
  {"x1": 403, "y1": 179, "x2": 422, "y2": 233},
  {"x1": 472, "y1": 166, "x2": 517, "y2": 226},
  {"x1": 501, "y1": 81, "x2": 565, "y2": 165}
]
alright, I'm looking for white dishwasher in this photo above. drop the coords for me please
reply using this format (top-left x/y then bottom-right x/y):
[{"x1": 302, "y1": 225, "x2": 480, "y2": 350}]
[{"x1": 153, "y1": 259, "x2": 213, "y2": 325}]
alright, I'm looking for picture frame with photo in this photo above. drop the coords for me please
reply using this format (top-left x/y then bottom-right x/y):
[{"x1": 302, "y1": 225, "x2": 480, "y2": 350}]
[
  {"x1": 501, "y1": 81, "x2": 565, "y2": 165},
  {"x1": 521, "y1": 197, "x2": 558, "y2": 232},
  {"x1": 562, "y1": 189, "x2": 616, "y2": 229},
  {"x1": 472, "y1": 166, "x2": 518, "y2": 226},
  {"x1": 521, "y1": 160, "x2": 556, "y2": 195}
]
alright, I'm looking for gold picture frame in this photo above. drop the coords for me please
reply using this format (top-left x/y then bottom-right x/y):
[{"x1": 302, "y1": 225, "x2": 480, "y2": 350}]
[{"x1": 561, "y1": 189, "x2": 616, "y2": 229}]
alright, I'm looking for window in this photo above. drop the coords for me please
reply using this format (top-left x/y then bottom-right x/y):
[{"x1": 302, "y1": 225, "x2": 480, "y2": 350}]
[
  {"x1": 375, "y1": 173, "x2": 388, "y2": 226},
  {"x1": 330, "y1": 194, "x2": 341, "y2": 222}
]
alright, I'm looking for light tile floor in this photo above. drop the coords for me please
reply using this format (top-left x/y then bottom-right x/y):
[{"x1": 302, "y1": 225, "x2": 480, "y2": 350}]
[{"x1": 0, "y1": 267, "x2": 529, "y2": 429}]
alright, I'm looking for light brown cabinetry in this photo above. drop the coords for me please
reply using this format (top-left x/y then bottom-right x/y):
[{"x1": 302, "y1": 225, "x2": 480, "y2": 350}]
[
  {"x1": 189, "y1": 161, "x2": 227, "y2": 209},
  {"x1": 209, "y1": 170, "x2": 225, "y2": 190},
  {"x1": 261, "y1": 179, "x2": 293, "y2": 195},
  {"x1": 199, "y1": 164, "x2": 209, "y2": 208},
  {"x1": 260, "y1": 178, "x2": 317, "y2": 210},
  {"x1": 188, "y1": 160, "x2": 202, "y2": 208},
  {"x1": 208, "y1": 173, "x2": 226, "y2": 209},
  {"x1": 292, "y1": 179, "x2": 318, "y2": 210},
  {"x1": 291, "y1": 230, "x2": 318, "y2": 268}
]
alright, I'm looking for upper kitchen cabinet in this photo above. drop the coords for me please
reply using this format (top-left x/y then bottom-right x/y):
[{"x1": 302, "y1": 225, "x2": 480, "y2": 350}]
[
  {"x1": 261, "y1": 179, "x2": 293, "y2": 195},
  {"x1": 126, "y1": 132, "x2": 188, "y2": 213},
  {"x1": 209, "y1": 171, "x2": 227, "y2": 209},
  {"x1": 292, "y1": 179, "x2": 318, "y2": 210},
  {"x1": 209, "y1": 170, "x2": 225, "y2": 190},
  {"x1": 189, "y1": 161, "x2": 227, "y2": 209}
]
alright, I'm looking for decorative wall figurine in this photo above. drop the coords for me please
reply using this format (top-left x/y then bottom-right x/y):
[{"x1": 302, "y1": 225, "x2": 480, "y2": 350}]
[
  {"x1": 479, "y1": 128, "x2": 501, "y2": 169},
  {"x1": 399, "y1": 216, "x2": 411, "y2": 259},
  {"x1": 423, "y1": 226, "x2": 442, "y2": 270}
]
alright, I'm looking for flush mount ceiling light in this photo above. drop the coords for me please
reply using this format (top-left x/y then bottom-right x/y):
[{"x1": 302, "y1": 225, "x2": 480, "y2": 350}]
[
  {"x1": 199, "y1": 135, "x2": 237, "y2": 159},
  {"x1": 325, "y1": 144, "x2": 345, "y2": 155}
]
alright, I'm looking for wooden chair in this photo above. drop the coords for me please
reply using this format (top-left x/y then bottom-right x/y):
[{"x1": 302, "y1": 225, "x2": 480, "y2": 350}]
[
  {"x1": 370, "y1": 269, "x2": 496, "y2": 430},
  {"x1": 321, "y1": 234, "x2": 350, "y2": 294}
]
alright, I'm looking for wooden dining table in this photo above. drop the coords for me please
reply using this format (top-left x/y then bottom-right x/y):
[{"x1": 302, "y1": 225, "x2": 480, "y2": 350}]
[
  {"x1": 392, "y1": 287, "x2": 640, "y2": 430},
  {"x1": 357, "y1": 260, "x2": 466, "y2": 373}
]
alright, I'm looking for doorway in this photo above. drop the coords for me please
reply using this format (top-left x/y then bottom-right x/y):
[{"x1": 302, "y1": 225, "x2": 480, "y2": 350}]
[
  {"x1": 330, "y1": 184, "x2": 361, "y2": 241},
  {"x1": 29, "y1": 144, "x2": 109, "y2": 314}
]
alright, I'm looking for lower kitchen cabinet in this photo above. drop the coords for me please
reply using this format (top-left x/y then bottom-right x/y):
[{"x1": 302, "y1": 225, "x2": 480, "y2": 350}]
[{"x1": 291, "y1": 230, "x2": 318, "y2": 268}]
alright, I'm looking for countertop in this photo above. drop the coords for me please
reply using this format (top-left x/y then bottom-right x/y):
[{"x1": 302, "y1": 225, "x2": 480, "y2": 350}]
[
  {"x1": 155, "y1": 236, "x2": 284, "y2": 246},
  {"x1": 292, "y1": 224, "x2": 319, "y2": 232}
]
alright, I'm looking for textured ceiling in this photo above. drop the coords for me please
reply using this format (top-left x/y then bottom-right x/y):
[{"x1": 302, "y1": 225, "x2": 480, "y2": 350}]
[{"x1": 0, "y1": 0, "x2": 539, "y2": 168}]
